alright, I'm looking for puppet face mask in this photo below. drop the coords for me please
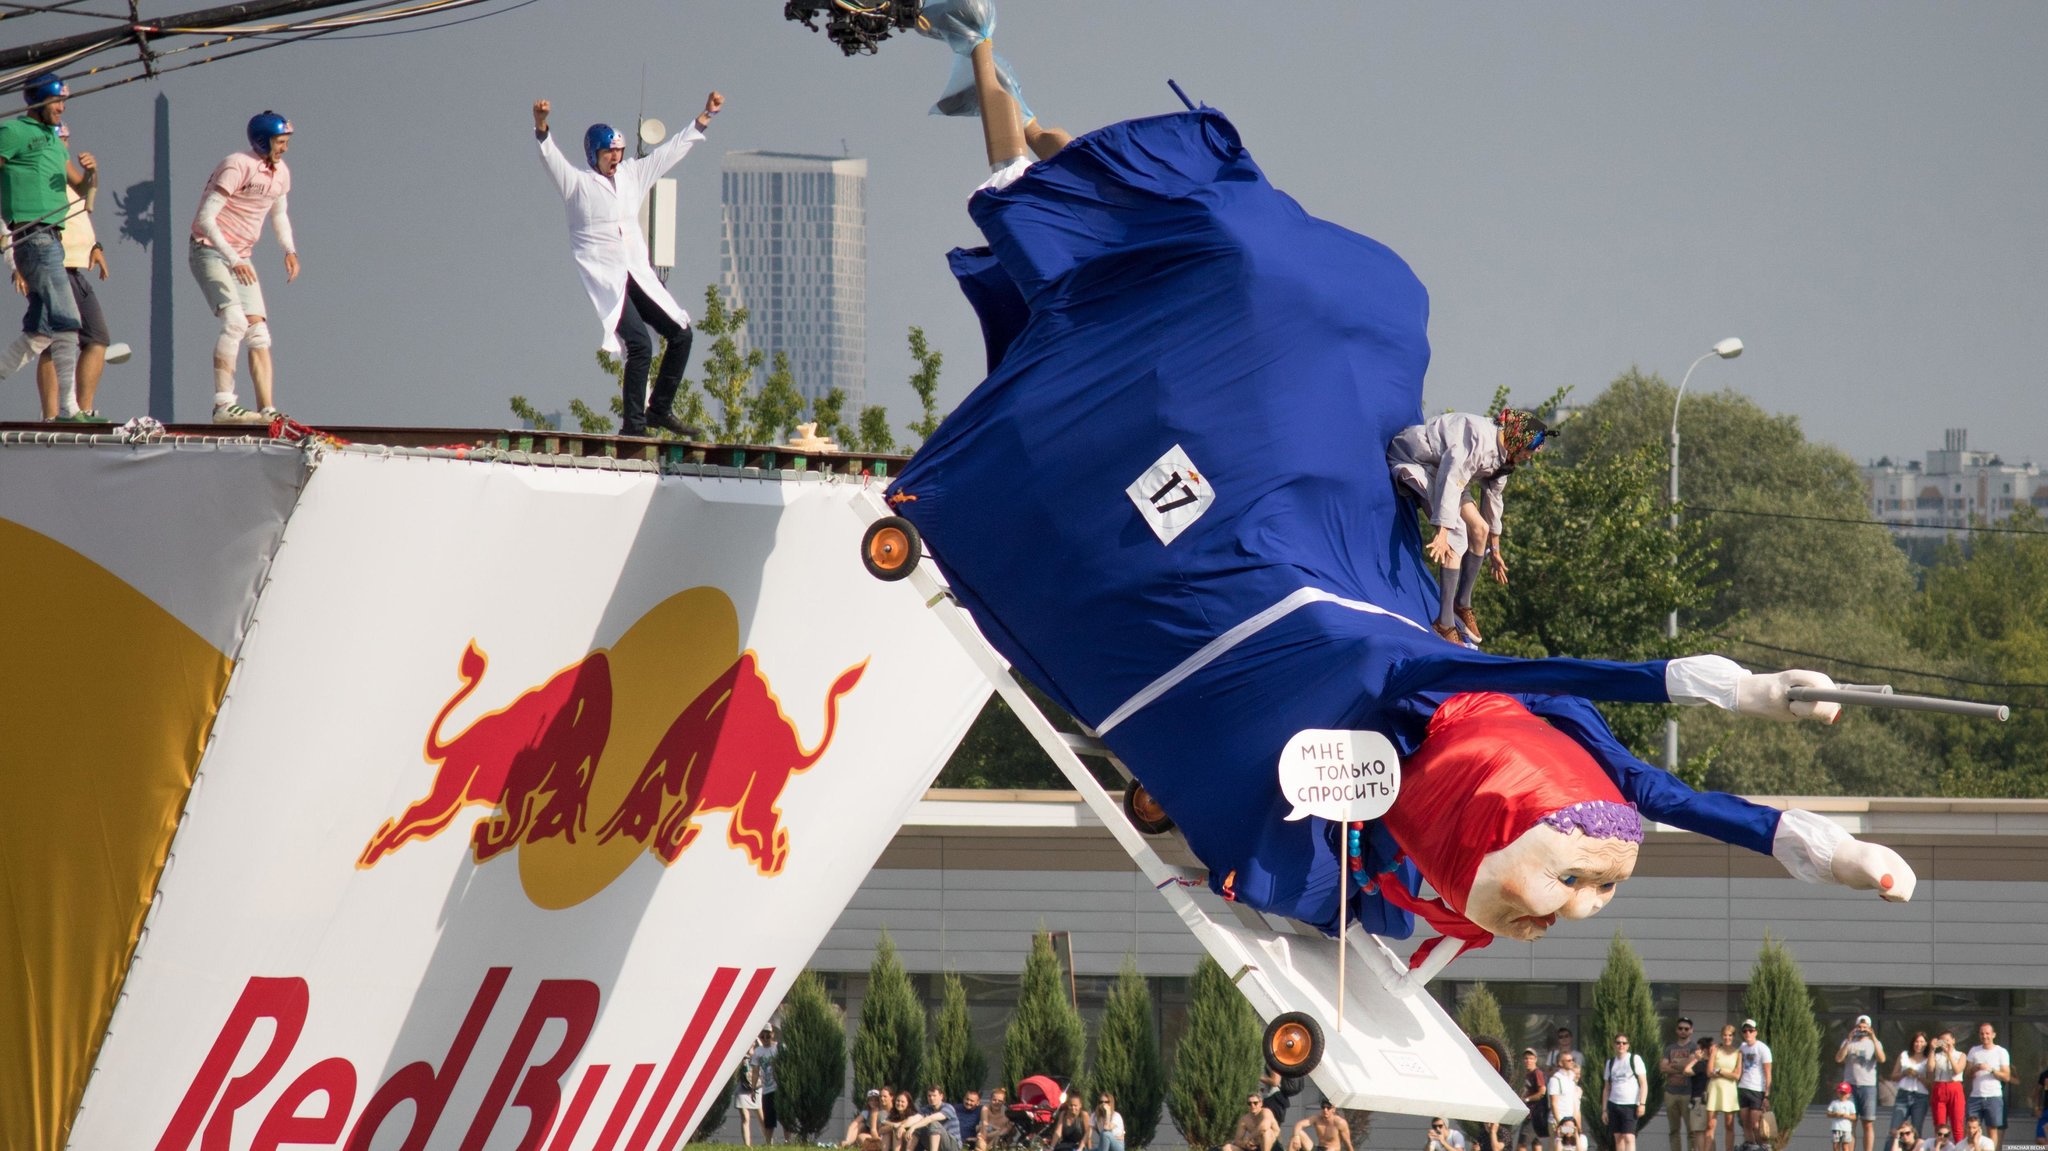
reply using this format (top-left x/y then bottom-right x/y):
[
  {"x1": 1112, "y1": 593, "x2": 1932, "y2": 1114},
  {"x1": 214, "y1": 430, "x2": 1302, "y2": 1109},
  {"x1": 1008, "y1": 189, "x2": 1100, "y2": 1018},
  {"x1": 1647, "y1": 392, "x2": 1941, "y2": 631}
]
[{"x1": 1462, "y1": 823, "x2": 1638, "y2": 941}]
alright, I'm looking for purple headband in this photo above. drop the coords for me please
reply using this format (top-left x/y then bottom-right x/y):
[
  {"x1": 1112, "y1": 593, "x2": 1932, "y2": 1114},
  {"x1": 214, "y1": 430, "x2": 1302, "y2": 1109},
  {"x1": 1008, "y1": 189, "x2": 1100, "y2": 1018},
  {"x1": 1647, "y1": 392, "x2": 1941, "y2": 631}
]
[{"x1": 1540, "y1": 800, "x2": 1643, "y2": 843}]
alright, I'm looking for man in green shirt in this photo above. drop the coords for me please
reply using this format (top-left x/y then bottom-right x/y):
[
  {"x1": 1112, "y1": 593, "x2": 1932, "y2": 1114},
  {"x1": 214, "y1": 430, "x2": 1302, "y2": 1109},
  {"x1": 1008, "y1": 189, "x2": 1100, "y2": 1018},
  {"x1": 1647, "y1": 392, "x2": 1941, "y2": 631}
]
[{"x1": 0, "y1": 72, "x2": 96, "y2": 420}]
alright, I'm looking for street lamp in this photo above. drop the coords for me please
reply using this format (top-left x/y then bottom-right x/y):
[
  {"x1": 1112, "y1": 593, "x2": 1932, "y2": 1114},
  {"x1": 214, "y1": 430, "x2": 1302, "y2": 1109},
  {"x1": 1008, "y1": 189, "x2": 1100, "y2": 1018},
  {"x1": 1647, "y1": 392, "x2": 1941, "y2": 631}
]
[{"x1": 1666, "y1": 337, "x2": 1743, "y2": 772}]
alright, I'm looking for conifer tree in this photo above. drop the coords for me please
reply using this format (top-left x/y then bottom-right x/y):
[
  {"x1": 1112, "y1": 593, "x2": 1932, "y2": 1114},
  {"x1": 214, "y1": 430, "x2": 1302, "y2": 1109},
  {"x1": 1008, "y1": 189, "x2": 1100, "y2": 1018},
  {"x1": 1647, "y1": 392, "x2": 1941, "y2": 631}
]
[
  {"x1": 695, "y1": 1063, "x2": 742, "y2": 1141},
  {"x1": 1743, "y1": 933, "x2": 1820, "y2": 1148},
  {"x1": 1095, "y1": 956, "x2": 1166, "y2": 1148},
  {"x1": 1166, "y1": 955, "x2": 1261, "y2": 1151},
  {"x1": 932, "y1": 971, "x2": 990, "y2": 1101},
  {"x1": 1003, "y1": 929, "x2": 1087, "y2": 1091},
  {"x1": 1585, "y1": 932, "x2": 1662, "y2": 1150},
  {"x1": 1455, "y1": 982, "x2": 1511, "y2": 1148},
  {"x1": 778, "y1": 969, "x2": 848, "y2": 1143},
  {"x1": 854, "y1": 930, "x2": 929, "y2": 1101}
]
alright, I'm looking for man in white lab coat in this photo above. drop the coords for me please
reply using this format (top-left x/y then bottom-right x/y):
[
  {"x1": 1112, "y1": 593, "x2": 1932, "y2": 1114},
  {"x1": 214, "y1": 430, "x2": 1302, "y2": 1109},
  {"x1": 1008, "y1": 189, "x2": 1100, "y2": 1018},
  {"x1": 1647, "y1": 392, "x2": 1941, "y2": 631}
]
[{"x1": 533, "y1": 90, "x2": 722, "y2": 437}]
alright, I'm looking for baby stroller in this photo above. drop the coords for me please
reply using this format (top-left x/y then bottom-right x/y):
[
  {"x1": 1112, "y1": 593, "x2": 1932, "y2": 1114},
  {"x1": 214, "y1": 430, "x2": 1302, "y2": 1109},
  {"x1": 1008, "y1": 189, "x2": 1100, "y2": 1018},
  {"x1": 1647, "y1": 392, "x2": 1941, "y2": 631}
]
[{"x1": 993, "y1": 1075, "x2": 1069, "y2": 1151}]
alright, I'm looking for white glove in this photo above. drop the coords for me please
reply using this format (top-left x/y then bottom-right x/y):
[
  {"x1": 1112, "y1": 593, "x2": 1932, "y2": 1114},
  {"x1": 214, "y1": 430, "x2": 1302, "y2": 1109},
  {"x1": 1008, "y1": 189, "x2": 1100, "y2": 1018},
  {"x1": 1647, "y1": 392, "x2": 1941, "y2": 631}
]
[
  {"x1": 1831, "y1": 837, "x2": 1916, "y2": 903},
  {"x1": 1773, "y1": 809, "x2": 1915, "y2": 902},
  {"x1": 1734, "y1": 669, "x2": 1841, "y2": 723}
]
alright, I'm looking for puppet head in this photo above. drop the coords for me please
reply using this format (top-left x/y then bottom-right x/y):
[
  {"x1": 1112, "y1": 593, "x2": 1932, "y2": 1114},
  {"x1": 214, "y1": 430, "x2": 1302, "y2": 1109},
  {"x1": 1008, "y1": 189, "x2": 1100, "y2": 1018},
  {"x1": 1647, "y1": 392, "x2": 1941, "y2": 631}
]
[{"x1": 1376, "y1": 693, "x2": 1640, "y2": 948}]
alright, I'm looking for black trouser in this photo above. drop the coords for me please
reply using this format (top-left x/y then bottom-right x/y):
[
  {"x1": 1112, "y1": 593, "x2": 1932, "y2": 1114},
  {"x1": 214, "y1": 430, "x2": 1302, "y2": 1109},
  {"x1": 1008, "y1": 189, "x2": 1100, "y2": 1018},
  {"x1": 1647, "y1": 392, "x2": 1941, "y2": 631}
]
[{"x1": 614, "y1": 277, "x2": 692, "y2": 433}]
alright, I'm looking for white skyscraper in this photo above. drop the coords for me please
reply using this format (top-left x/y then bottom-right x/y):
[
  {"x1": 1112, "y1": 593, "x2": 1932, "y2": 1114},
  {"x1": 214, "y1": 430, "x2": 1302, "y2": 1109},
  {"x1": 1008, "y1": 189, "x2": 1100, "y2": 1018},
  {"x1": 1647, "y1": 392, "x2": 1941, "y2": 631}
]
[{"x1": 720, "y1": 151, "x2": 867, "y2": 409}]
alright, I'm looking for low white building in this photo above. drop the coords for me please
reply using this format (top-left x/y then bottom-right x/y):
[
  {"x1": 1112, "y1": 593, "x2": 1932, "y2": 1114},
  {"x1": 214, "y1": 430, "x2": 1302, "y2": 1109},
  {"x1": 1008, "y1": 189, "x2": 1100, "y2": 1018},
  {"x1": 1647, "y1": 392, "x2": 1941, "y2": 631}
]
[
  {"x1": 1865, "y1": 429, "x2": 2044, "y2": 534},
  {"x1": 732, "y1": 789, "x2": 2048, "y2": 1151}
]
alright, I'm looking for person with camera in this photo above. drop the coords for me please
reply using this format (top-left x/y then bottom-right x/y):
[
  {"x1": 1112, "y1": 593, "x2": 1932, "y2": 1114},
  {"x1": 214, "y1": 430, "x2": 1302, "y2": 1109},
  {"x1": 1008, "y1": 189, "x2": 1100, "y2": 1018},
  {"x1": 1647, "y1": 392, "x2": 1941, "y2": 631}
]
[
  {"x1": 1929, "y1": 1031, "x2": 1969, "y2": 1142},
  {"x1": 1891, "y1": 1032, "x2": 1933, "y2": 1141},
  {"x1": 532, "y1": 90, "x2": 721, "y2": 438},
  {"x1": 1704, "y1": 1025, "x2": 1743, "y2": 1151},
  {"x1": 1839, "y1": 1014, "x2": 1888, "y2": 1151}
]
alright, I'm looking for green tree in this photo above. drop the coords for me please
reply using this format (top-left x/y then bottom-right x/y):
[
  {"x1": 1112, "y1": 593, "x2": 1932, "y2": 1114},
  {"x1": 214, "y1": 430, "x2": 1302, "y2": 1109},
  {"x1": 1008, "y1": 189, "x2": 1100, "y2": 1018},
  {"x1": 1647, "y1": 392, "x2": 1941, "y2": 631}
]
[
  {"x1": 751, "y1": 350, "x2": 808, "y2": 445},
  {"x1": 855, "y1": 404, "x2": 898, "y2": 454},
  {"x1": 1552, "y1": 369, "x2": 1914, "y2": 626},
  {"x1": 1003, "y1": 929, "x2": 1087, "y2": 1091},
  {"x1": 854, "y1": 931, "x2": 928, "y2": 1102},
  {"x1": 1743, "y1": 933, "x2": 1820, "y2": 1148},
  {"x1": 691, "y1": 285, "x2": 767, "y2": 444},
  {"x1": 906, "y1": 326, "x2": 945, "y2": 445},
  {"x1": 932, "y1": 972, "x2": 990, "y2": 1100},
  {"x1": 1166, "y1": 955, "x2": 1261, "y2": 1151},
  {"x1": 1584, "y1": 933, "x2": 1661, "y2": 1151},
  {"x1": 1902, "y1": 507, "x2": 2048, "y2": 797},
  {"x1": 812, "y1": 386, "x2": 850, "y2": 446},
  {"x1": 1472, "y1": 437, "x2": 1718, "y2": 757},
  {"x1": 778, "y1": 969, "x2": 849, "y2": 1143},
  {"x1": 1454, "y1": 982, "x2": 1510, "y2": 1148},
  {"x1": 507, "y1": 395, "x2": 558, "y2": 431},
  {"x1": 568, "y1": 397, "x2": 614, "y2": 435},
  {"x1": 1094, "y1": 957, "x2": 1166, "y2": 1149},
  {"x1": 934, "y1": 685, "x2": 1083, "y2": 790},
  {"x1": 694, "y1": 1066, "x2": 742, "y2": 1141}
]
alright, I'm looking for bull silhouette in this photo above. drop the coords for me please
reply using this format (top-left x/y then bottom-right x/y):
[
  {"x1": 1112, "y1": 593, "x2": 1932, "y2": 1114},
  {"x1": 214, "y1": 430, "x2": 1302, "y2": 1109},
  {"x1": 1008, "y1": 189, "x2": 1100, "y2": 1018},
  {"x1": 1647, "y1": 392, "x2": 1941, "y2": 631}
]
[
  {"x1": 356, "y1": 642, "x2": 612, "y2": 868},
  {"x1": 598, "y1": 653, "x2": 868, "y2": 875}
]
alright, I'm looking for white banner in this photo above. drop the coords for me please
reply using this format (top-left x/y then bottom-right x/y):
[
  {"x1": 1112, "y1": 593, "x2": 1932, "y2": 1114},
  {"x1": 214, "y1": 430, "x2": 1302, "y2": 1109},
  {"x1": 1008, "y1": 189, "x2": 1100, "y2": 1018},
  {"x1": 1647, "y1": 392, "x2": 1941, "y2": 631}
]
[{"x1": 72, "y1": 452, "x2": 989, "y2": 1151}]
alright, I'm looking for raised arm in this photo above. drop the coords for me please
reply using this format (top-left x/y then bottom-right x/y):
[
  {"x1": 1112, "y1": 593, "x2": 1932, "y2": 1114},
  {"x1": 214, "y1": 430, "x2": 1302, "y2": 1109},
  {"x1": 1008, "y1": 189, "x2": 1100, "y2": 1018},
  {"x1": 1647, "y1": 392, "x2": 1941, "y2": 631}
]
[
  {"x1": 635, "y1": 90, "x2": 722, "y2": 180},
  {"x1": 533, "y1": 98, "x2": 578, "y2": 199}
]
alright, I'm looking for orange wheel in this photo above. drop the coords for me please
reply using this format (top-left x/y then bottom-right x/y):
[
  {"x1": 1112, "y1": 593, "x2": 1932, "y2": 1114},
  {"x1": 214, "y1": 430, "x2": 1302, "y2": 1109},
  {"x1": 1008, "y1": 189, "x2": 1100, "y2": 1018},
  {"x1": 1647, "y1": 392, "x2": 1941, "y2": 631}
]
[
  {"x1": 1263, "y1": 1012, "x2": 1324, "y2": 1076},
  {"x1": 861, "y1": 516, "x2": 921, "y2": 582},
  {"x1": 1123, "y1": 781, "x2": 1175, "y2": 834},
  {"x1": 1472, "y1": 1035, "x2": 1511, "y2": 1081}
]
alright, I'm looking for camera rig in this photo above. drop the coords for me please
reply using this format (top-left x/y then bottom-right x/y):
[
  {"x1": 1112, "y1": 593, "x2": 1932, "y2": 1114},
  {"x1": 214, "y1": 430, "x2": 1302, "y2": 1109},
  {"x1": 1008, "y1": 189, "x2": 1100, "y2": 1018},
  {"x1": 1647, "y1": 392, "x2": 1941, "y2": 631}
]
[{"x1": 783, "y1": 1, "x2": 923, "y2": 56}]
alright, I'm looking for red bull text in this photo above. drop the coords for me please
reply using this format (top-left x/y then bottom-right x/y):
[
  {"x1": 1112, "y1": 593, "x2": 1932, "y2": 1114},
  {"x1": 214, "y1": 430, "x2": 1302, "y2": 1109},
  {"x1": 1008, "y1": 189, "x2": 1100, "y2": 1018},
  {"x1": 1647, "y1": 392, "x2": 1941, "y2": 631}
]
[{"x1": 153, "y1": 965, "x2": 773, "y2": 1151}]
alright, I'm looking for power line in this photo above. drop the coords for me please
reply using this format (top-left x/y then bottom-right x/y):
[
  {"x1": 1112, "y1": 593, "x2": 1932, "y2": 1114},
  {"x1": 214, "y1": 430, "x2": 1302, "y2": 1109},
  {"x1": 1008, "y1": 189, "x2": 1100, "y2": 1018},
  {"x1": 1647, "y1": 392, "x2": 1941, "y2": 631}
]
[
  {"x1": 1711, "y1": 632, "x2": 2048, "y2": 700},
  {"x1": 0, "y1": 0, "x2": 125, "y2": 23},
  {"x1": 1690, "y1": 504, "x2": 2048, "y2": 536}
]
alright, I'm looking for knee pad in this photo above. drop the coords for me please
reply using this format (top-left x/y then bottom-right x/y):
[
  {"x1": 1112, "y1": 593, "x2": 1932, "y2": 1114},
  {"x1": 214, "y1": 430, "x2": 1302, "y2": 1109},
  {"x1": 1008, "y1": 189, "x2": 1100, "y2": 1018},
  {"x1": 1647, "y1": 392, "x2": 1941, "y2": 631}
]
[
  {"x1": 244, "y1": 320, "x2": 272, "y2": 350},
  {"x1": 217, "y1": 305, "x2": 249, "y2": 346}
]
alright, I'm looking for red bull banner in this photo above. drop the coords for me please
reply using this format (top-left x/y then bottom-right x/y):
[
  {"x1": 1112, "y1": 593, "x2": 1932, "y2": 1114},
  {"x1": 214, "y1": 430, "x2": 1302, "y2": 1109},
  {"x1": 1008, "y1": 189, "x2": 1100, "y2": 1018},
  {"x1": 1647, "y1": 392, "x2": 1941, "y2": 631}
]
[
  {"x1": 0, "y1": 440, "x2": 304, "y2": 1151},
  {"x1": 26, "y1": 448, "x2": 989, "y2": 1151}
]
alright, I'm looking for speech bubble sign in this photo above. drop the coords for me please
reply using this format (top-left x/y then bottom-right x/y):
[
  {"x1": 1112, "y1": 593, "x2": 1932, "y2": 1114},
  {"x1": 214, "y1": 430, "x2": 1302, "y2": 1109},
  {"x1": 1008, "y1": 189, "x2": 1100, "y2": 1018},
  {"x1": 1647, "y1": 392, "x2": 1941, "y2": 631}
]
[{"x1": 1278, "y1": 729, "x2": 1402, "y2": 823}]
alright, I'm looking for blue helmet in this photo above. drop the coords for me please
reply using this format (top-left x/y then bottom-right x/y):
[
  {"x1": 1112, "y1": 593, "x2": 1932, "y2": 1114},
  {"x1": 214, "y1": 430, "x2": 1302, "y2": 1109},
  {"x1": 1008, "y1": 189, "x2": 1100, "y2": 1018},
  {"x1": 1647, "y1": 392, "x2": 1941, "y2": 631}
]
[
  {"x1": 23, "y1": 73, "x2": 67, "y2": 107},
  {"x1": 247, "y1": 110, "x2": 293, "y2": 155},
  {"x1": 584, "y1": 123, "x2": 625, "y2": 167}
]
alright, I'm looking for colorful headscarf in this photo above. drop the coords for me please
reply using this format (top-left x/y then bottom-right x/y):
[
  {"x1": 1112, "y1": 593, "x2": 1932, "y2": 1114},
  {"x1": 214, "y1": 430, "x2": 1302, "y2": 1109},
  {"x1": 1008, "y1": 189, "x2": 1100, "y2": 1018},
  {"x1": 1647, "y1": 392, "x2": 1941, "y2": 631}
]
[{"x1": 1496, "y1": 408, "x2": 1551, "y2": 459}]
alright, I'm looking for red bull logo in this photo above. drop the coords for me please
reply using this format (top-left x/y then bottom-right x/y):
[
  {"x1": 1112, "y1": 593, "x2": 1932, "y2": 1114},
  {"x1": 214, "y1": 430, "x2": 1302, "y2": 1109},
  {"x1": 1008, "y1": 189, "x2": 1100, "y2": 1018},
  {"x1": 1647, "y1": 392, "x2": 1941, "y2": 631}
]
[{"x1": 357, "y1": 587, "x2": 866, "y2": 907}]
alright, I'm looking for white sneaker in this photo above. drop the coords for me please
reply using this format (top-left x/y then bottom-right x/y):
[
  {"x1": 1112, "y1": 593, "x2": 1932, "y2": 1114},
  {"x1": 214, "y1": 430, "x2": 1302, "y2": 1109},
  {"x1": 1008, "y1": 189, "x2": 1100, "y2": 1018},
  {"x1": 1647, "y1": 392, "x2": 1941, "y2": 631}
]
[
  {"x1": 258, "y1": 406, "x2": 288, "y2": 422},
  {"x1": 213, "y1": 402, "x2": 269, "y2": 425}
]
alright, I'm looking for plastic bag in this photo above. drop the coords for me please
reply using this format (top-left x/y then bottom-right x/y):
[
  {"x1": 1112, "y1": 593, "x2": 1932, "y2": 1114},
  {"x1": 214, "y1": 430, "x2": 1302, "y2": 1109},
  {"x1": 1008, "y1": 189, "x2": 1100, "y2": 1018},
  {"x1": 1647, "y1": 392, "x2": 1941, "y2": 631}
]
[{"x1": 917, "y1": 0, "x2": 1035, "y2": 122}]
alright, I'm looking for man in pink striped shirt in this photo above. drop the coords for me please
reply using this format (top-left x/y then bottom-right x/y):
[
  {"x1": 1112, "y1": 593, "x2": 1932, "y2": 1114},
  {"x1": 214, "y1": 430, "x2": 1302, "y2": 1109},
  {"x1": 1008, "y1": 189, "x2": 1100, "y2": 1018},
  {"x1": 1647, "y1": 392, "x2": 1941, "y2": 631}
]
[{"x1": 189, "y1": 111, "x2": 299, "y2": 424}]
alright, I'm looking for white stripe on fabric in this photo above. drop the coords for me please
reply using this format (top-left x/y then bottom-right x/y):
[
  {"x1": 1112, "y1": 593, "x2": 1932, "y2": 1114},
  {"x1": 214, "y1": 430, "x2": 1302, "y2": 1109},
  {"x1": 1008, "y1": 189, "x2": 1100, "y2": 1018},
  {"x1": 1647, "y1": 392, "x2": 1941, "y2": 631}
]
[{"x1": 1095, "y1": 588, "x2": 1429, "y2": 736}]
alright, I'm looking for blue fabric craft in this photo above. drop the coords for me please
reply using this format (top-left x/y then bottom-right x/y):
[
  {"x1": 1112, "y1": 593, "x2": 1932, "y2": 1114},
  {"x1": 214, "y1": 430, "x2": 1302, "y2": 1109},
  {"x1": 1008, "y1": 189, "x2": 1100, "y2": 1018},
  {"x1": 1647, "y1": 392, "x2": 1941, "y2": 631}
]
[{"x1": 889, "y1": 109, "x2": 1781, "y2": 937}]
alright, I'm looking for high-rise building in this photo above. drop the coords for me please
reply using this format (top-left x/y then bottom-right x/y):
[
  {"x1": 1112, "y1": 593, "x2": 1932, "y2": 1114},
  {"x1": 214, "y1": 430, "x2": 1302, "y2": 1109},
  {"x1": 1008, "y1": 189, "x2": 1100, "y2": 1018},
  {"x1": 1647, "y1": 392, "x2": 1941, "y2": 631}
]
[{"x1": 720, "y1": 151, "x2": 867, "y2": 409}]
